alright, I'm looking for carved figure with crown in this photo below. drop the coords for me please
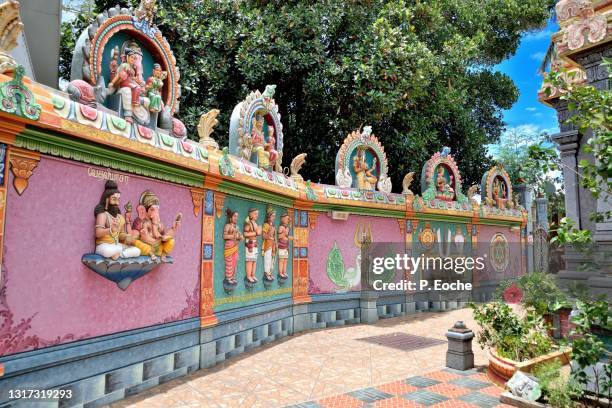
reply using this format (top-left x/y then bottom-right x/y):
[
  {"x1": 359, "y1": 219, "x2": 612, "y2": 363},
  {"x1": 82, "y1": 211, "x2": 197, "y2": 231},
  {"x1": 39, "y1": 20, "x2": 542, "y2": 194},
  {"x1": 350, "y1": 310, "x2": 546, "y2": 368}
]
[
  {"x1": 420, "y1": 147, "x2": 468, "y2": 205},
  {"x1": 481, "y1": 164, "x2": 515, "y2": 210},
  {"x1": 335, "y1": 126, "x2": 392, "y2": 193},
  {"x1": 229, "y1": 85, "x2": 284, "y2": 172},
  {"x1": 66, "y1": 0, "x2": 186, "y2": 138}
]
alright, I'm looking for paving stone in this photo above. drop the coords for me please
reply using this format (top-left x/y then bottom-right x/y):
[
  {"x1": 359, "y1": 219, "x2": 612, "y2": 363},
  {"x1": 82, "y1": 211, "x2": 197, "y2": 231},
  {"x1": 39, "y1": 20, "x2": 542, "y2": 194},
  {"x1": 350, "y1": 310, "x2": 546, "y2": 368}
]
[
  {"x1": 458, "y1": 392, "x2": 501, "y2": 408},
  {"x1": 405, "y1": 376, "x2": 442, "y2": 388},
  {"x1": 348, "y1": 387, "x2": 394, "y2": 403},
  {"x1": 402, "y1": 390, "x2": 449, "y2": 405}
]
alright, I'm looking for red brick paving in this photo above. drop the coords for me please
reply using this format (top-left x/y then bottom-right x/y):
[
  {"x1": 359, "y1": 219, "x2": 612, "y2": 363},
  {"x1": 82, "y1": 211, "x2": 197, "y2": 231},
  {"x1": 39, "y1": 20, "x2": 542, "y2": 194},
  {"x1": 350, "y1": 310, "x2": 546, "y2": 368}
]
[
  {"x1": 424, "y1": 382, "x2": 472, "y2": 398},
  {"x1": 376, "y1": 380, "x2": 419, "y2": 395}
]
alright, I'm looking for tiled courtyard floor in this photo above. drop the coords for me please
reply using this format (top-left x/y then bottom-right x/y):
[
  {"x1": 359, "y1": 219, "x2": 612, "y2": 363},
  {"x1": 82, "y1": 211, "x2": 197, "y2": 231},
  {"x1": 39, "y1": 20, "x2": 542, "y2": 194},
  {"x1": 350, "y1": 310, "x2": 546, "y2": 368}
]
[{"x1": 110, "y1": 309, "x2": 508, "y2": 408}]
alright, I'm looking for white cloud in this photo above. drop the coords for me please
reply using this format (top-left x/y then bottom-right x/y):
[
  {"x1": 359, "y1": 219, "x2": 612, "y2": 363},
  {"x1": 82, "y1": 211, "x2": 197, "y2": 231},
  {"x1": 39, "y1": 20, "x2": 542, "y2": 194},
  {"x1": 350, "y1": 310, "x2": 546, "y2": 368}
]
[
  {"x1": 525, "y1": 107, "x2": 537, "y2": 112},
  {"x1": 530, "y1": 52, "x2": 546, "y2": 61}
]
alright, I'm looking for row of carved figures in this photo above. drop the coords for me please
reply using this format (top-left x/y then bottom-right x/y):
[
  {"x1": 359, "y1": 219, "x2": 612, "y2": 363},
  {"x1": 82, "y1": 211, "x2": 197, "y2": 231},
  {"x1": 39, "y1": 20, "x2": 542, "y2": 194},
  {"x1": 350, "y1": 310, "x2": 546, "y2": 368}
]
[{"x1": 223, "y1": 205, "x2": 292, "y2": 288}]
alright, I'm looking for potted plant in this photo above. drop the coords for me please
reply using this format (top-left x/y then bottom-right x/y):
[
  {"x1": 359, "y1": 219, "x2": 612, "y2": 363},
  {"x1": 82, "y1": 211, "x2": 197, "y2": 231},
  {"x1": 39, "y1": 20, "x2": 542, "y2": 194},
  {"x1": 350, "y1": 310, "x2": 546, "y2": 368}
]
[{"x1": 470, "y1": 302, "x2": 570, "y2": 384}]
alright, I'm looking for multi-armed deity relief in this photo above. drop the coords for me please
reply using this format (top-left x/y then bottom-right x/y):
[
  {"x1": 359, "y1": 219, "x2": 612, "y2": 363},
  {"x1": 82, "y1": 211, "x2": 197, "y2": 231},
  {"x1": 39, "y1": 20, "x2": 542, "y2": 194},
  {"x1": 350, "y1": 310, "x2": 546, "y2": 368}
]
[
  {"x1": 66, "y1": 0, "x2": 186, "y2": 138},
  {"x1": 229, "y1": 85, "x2": 284, "y2": 172},
  {"x1": 335, "y1": 126, "x2": 392, "y2": 193},
  {"x1": 83, "y1": 180, "x2": 181, "y2": 290}
]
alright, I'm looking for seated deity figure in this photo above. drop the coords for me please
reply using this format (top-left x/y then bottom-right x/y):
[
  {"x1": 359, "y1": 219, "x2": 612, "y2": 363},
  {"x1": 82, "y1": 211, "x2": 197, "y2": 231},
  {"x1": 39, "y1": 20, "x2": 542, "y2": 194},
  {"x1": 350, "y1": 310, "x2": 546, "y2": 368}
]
[
  {"x1": 108, "y1": 42, "x2": 146, "y2": 122},
  {"x1": 265, "y1": 126, "x2": 279, "y2": 170},
  {"x1": 94, "y1": 180, "x2": 141, "y2": 260},
  {"x1": 145, "y1": 63, "x2": 166, "y2": 113},
  {"x1": 251, "y1": 114, "x2": 271, "y2": 170},
  {"x1": 131, "y1": 190, "x2": 181, "y2": 262},
  {"x1": 353, "y1": 146, "x2": 378, "y2": 190},
  {"x1": 435, "y1": 167, "x2": 455, "y2": 201}
]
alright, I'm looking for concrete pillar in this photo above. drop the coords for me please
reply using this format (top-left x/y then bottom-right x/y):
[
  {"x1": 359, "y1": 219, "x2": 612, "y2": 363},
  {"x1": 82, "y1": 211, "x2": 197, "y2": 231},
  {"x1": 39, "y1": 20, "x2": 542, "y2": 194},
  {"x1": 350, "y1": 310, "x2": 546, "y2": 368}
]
[
  {"x1": 445, "y1": 321, "x2": 474, "y2": 370},
  {"x1": 516, "y1": 184, "x2": 535, "y2": 273},
  {"x1": 552, "y1": 131, "x2": 581, "y2": 227},
  {"x1": 360, "y1": 291, "x2": 379, "y2": 324},
  {"x1": 535, "y1": 197, "x2": 549, "y2": 232}
]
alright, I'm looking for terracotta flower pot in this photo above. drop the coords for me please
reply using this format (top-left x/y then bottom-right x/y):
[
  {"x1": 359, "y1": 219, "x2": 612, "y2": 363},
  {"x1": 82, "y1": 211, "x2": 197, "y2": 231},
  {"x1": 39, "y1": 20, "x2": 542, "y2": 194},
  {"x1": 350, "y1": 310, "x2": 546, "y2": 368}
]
[{"x1": 487, "y1": 348, "x2": 572, "y2": 386}]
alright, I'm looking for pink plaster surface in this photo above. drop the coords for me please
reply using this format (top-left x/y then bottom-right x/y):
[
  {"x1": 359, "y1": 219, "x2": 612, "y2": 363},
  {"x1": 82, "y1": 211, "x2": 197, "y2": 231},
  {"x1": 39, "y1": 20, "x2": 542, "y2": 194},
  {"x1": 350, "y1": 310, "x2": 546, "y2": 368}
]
[
  {"x1": 308, "y1": 213, "x2": 403, "y2": 294},
  {"x1": 1, "y1": 157, "x2": 201, "y2": 356},
  {"x1": 474, "y1": 225, "x2": 523, "y2": 285}
]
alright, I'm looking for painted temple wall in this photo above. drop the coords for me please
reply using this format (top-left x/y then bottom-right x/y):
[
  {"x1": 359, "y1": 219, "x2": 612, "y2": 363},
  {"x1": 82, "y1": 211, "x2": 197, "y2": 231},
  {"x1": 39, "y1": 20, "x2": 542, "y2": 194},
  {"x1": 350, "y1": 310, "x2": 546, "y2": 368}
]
[
  {"x1": 1, "y1": 156, "x2": 200, "y2": 356},
  {"x1": 308, "y1": 213, "x2": 403, "y2": 294},
  {"x1": 212, "y1": 195, "x2": 293, "y2": 312}
]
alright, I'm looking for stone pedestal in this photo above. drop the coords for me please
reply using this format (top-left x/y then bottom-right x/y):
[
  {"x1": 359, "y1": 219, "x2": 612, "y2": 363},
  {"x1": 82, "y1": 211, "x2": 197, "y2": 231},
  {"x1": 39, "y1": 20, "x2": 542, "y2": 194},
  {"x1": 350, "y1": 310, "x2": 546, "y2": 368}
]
[
  {"x1": 445, "y1": 321, "x2": 474, "y2": 371},
  {"x1": 360, "y1": 291, "x2": 379, "y2": 324}
]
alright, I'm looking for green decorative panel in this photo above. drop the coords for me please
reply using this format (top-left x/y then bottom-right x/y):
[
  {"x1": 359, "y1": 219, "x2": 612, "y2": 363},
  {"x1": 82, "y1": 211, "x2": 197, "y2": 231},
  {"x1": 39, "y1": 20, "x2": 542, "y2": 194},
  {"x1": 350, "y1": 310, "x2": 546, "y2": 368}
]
[{"x1": 213, "y1": 195, "x2": 292, "y2": 312}]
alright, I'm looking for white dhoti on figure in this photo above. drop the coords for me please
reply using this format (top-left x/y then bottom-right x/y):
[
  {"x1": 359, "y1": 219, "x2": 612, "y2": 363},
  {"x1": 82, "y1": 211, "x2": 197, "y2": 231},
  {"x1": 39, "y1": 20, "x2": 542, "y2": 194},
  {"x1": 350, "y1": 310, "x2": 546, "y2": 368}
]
[
  {"x1": 95, "y1": 243, "x2": 141, "y2": 259},
  {"x1": 264, "y1": 248, "x2": 273, "y2": 273}
]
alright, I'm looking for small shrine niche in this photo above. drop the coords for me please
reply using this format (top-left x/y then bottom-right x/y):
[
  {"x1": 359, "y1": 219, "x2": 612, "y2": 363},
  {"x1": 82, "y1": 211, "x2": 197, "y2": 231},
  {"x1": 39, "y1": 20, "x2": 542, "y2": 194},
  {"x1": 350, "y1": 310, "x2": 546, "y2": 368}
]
[
  {"x1": 420, "y1": 147, "x2": 467, "y2": 204},
  {"x1": 228, "y1": 85, "x2": 284, "y2": 172},
  {"x1": 481, "y1": 164, "x2": 514, "y2": 209},
  {"x1": 67, "y1": 0, "x2": 186, "y2": 138},
  {"x1": 334, "y1": 126, "x2": 392, "y2": 193}
]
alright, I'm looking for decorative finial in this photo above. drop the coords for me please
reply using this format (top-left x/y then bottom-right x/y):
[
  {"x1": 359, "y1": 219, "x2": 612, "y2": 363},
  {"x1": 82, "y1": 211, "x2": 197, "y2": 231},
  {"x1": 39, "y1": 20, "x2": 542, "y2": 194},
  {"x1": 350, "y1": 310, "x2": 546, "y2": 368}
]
[
  {"x1": 134, "y1": 0, "x2": 158, "y2": 25},
  {"x1": 263, "y1": 84, "x2": 276, "y2": 99},
  {"x1": 0, "y1": 0, "x2": 23, "y2": 74},
  {"x1": 362, "y1": 125, "x2": 372, "y2": 138},
  {"x1": 197, "y1": 109, "x2": 220, "y2": 150},
  {"x1": 441, "y1": 146, "x2": 451, "y2": 157}
]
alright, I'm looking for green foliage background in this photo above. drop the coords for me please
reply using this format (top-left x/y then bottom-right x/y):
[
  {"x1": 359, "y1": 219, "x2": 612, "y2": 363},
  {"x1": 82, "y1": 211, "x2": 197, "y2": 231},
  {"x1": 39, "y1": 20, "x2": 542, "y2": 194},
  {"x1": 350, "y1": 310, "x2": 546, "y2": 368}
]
[{"x1": 60, "y1": 0, "x2": 554, "y2": 192}]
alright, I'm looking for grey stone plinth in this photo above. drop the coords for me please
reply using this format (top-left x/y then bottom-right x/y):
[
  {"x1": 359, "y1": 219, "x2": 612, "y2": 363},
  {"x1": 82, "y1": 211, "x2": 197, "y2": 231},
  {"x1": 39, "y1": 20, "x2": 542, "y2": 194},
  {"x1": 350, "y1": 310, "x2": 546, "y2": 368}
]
[
  {"x1": 360, "y1": 291, "x2": 379, "y2": 324},
  {"x1": 445, "y1": 323, "x2": 474, "y2": 371}
]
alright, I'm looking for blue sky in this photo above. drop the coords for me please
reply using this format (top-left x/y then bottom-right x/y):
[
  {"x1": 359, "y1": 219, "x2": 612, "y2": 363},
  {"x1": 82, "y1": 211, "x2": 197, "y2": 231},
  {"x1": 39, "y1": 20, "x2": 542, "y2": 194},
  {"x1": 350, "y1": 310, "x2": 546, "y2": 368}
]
[{"x1": 495, "y1": 19, "x2": 560, "y2": 137}]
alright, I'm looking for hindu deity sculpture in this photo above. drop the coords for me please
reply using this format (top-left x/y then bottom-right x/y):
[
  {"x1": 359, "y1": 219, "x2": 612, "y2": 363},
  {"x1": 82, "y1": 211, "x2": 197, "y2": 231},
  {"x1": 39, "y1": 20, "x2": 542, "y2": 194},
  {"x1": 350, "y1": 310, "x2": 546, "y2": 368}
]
[
  {"x1": 335, "y1": 127, "x2": 392, "y2": 192},
  {"x1": 223, "y1": 209, "x2": 243, "y2": 285},
  {"x1": 435, "y1": 166, "x2": 455, "y2": 201},
  {"x1": 243, "y1": 208, "x2": 262, "y2": 284},
  {"x1": 262, "y1": 205, "x2": 277, "y2": 282},
  {"x1": 145, "y1": 63, "x2": 166, "y2": 113},
  {"x1": 131, "y1": 190, "x2": 181, "y2": 262},
  {"x1": 229, "y1": 86, "x2": 285, "y2": 172},
  {"x1": 420, "y1": 147, "x2": 468, "y2": 205},
  {"x1": 277, "y1": 212, "x2": 293, "y2": 279},
  {"x1": 108, "y1": 42, "x2": 146, "y2": 122},
  {"x1": 248, "y1": 114, "x2": 280, "y2": 171},
  {"x1": 492, "y1": 178, "x2": 507, "y2": 208},
  {"x1": 353, "y1": 146, "x2": 378, "y2": 190},
  {"x1": 266, "y1": 126, "x2": 280, "y2": 170},
  {"x1": 94, "y1": 181, "x2": 141, "y2": 260},
  {"x1": 481, "y1": 164, "x2": 513, "y2": 210},
  {"x1": 67, "y1": 1, "x2": 186, "y2": 136}
]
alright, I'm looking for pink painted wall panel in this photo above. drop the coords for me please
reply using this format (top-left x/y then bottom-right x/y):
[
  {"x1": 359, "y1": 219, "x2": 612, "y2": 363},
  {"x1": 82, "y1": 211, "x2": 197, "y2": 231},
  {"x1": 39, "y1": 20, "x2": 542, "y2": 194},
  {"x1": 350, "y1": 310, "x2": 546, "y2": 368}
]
[
  {"x1": 473, "y1": 224, "x2": 523, "y2": 286},
  {"x1": 0, "y1": 157, "x2": 200, "y2": 356},
  {"x1": 308, "y1": 213, "x2": 403, "y2": 294}
]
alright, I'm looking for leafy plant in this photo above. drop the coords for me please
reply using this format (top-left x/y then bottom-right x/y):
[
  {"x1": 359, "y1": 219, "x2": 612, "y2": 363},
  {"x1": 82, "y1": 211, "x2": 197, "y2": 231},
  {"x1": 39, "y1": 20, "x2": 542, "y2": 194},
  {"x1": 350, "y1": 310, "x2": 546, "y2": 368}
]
[
  {"x1": 534, "y1": 360, "x2": 582, "y2": 407},
  {"x1": 569, "y1": 299, "x2": 612, "y2": 402},
  {"x1": 470, "y1": 302, "x2": 554, "y2": 361},
  {"x1": 493, "y1": 272, "x2": 571, "y2": 316}
]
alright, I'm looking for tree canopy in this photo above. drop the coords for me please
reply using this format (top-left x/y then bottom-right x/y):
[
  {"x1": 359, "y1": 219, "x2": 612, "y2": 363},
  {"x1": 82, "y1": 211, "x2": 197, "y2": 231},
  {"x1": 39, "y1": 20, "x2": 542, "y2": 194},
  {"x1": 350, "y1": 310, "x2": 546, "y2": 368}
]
[{"x1": 60, "y1": 0, "x2": 554, "y2": 192}]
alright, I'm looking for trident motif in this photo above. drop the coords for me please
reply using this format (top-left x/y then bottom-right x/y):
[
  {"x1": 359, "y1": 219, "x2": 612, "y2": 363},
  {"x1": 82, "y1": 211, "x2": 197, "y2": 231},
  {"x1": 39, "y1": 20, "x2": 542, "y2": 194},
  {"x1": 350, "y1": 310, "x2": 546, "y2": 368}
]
[{"x1": 354, "y1": 222, "x2": 373, "y2": 249}]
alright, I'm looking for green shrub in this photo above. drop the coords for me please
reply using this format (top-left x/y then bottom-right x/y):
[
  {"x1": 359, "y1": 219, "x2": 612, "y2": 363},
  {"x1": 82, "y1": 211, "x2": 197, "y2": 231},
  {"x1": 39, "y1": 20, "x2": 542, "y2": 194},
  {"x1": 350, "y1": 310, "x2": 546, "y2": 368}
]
[
  {"x1": 534, "y1": 360, "x2": 582, "y2": 407},
  {"x1": 470, "y1": 302, "x2": 554, "y2": 361}
]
